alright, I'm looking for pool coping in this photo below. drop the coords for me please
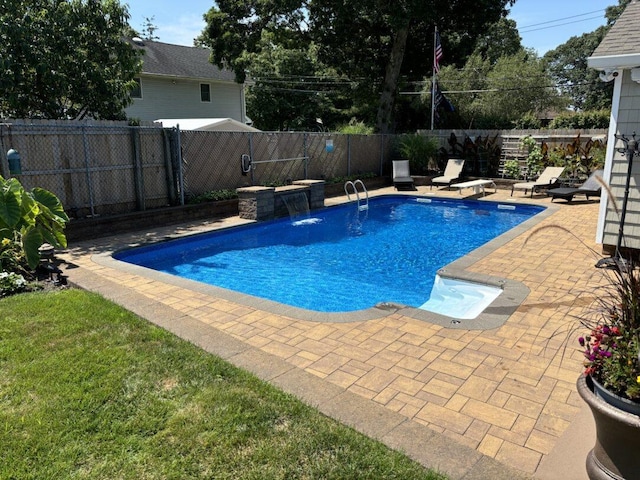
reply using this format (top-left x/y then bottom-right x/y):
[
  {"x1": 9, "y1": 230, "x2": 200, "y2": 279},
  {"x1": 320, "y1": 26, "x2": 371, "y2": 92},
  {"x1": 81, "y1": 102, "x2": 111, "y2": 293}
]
[{"x1": 95, "y1": 194, "x2": 558, "y2": 331}]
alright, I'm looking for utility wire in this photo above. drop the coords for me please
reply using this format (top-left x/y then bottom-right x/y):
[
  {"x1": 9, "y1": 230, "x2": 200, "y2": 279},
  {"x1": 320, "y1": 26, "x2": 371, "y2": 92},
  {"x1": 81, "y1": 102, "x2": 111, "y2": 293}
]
[
  {"x1": 517, "y1": 9, "x2": 604, "y2": 30},
  {"x1": 399, "y1": 80, "x2": 603, "y2": 96},
  {"x1": 520, "y1": 15, "x2": 604, "y2": 33}
]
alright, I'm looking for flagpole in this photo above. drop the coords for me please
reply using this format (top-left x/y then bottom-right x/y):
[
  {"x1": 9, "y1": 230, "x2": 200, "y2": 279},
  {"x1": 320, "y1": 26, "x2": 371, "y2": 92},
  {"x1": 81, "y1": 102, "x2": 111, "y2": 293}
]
[{"x1": 430, "y1": 26, "x2": 437, "y2": 130}]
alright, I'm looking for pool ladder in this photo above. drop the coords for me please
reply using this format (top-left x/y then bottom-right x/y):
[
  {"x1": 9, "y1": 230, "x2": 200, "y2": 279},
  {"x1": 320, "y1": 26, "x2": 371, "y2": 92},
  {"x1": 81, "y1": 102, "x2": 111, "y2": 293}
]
[{"x1": 344, "y1": 180, "x2": 369, "y2": 211}]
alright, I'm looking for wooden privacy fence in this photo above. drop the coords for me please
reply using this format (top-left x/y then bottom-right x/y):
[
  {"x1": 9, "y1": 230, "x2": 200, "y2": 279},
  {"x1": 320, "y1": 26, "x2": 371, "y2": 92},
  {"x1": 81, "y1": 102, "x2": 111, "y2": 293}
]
[{"x1": 0, "y1": 120, "x2": 609, "y2": 220}]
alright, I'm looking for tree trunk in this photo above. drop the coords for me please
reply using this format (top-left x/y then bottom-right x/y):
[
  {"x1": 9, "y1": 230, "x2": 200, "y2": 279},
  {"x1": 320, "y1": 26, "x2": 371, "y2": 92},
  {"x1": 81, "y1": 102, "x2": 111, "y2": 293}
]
[{"x1": 375, "y1": 23, "x2": 410, "y2": 134}]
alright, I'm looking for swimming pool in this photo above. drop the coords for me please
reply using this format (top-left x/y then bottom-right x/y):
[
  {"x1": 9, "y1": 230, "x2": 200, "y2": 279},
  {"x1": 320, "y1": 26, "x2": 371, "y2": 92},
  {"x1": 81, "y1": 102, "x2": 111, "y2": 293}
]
[{"x1": 115, "y1": 195, "x2": 544, "y2": 313}]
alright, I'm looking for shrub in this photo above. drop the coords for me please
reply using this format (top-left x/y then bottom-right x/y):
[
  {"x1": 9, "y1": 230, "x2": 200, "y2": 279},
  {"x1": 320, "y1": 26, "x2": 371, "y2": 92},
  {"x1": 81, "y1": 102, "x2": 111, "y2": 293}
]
[
  {"x1": 520, "y1": 135, "x2": 544, "y2": 178},
  {"x1": 187, "y1": 189, "x2": 238, "y2": 204},
  {"x1": 325, "y1": 172, "x2": 376, "y2": 185},
  {"x1": 503, "y1": 160, "x2": 520, "y2": 179},
  {"x1": 0, "y1": 271, "x2": 27, "y2": 297},
  {"x1": 397, "y1": 134, "x2": 439, "y2": 175},
  {"x1": 335, "y1": 118, "x2": 374, "y2": 135},
  {"x1": 513, "y1": 111, "x2": 542, "y2": 129},
  {"x1": 0, "y1": 176, "x2": 69, "y2": 270},
  {"x1": 549, "y1": 109, "x2": 610, "y2": 129}
]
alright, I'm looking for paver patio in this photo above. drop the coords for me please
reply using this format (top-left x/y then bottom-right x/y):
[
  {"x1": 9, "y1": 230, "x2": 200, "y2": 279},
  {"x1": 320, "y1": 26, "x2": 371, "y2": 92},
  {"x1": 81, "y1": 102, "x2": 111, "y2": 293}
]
[{"x1": 59, "y1": 185, "x2": 606, "y2": 479}]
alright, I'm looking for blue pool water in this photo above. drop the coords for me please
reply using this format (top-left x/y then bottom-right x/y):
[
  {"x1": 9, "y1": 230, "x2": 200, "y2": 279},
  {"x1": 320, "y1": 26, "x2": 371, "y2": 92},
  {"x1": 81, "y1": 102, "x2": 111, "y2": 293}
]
[{"x1": 115, "y1": 195, "x2": 543, "y2": 313}]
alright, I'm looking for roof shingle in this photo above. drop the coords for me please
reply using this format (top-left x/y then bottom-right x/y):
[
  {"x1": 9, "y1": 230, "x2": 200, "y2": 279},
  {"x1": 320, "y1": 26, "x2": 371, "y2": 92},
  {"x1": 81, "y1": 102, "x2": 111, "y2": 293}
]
[
  {"x1": 591, "y1": 0, "x2": 640, "y2": 58},
  {"x1": 131, "y1": 39, "x2": 238, "y2": 83}
]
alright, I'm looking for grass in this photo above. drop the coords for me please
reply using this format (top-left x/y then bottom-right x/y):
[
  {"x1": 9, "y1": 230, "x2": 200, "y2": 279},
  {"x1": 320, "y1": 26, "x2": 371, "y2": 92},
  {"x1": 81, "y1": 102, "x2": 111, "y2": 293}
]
[{"x1": 0, "y1": 289, "x2": 447, "y2": 480}]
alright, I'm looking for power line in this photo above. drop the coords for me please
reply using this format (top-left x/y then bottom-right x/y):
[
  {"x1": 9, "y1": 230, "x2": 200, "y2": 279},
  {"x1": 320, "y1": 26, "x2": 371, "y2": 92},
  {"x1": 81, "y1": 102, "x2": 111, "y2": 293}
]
[
  {"x1": 520, "y1": 15, "x2": 604, "y2": 33},
  {"x1": 399, "y1": 80, "x2": 603, "y2": 96},
  {"x1": 518, "y1": 9, "x2": 604, "y2": 30},
  {"x1": 251, "y1": 78, "x2": 357, "y2": 86}
]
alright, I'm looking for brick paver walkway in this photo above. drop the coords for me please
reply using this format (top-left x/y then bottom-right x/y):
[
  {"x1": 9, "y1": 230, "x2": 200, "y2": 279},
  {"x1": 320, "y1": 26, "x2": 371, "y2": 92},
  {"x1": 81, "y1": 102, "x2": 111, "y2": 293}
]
[{"x1": 60, "y1": 186, "x2": 606, "y2": 478}]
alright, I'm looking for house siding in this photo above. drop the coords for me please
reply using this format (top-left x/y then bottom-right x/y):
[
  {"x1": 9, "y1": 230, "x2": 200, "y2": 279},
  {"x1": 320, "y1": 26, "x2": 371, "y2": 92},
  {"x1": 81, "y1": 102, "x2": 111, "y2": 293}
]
[
  {"x1": 125, "y1": 76, "x2": 245, "y2": 123},
  {"x1": 602, "y1": 69, "x2": 640, "y2": 249}
]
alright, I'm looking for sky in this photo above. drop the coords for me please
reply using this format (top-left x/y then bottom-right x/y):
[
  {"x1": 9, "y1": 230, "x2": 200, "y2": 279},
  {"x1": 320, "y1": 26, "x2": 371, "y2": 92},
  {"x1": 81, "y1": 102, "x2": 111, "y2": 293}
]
[{"x1": 126, "y1": 0, "x2": 613, "y2": 56}]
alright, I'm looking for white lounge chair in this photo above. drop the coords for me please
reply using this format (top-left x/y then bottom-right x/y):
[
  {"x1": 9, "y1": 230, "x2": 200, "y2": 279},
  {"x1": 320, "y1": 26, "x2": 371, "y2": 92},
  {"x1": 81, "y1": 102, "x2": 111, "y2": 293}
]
[
  {"x1": 430, "y1": 159, "x2": 465, "y2": 189},
  {"x1": 392, "y1": 160, "x2": 415, "y2": 191},
  {"x1": 511, "y1": 166, "x2": 565, "y2": 197}
]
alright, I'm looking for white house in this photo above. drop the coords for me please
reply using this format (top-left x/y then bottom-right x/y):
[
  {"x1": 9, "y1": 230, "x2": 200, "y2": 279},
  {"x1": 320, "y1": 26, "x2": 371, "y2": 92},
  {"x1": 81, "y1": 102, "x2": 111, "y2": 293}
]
[
  {"x1": 125, "y1": 38, "x2": 248, "y2": 125},
  {"x1": 588, "y1": 0, "x2": 640, "y2": 253}
]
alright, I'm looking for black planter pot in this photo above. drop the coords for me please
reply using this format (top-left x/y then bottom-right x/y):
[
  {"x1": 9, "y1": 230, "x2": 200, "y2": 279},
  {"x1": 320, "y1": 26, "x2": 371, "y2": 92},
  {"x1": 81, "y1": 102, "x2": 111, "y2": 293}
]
[{"x1": 577, "y1": 375, "x2": 640, "y2": 480}]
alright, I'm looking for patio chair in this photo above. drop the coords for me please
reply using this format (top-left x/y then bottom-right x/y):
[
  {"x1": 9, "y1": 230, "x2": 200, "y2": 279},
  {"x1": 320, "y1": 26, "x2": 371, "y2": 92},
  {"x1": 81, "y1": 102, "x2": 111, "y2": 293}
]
[
  {"x1": 547, "y1": 169, "x2": 604, "y2": 202},
  {"x1": 392, "y1": 160, "x2": 416, "y2": 191},
  {"x1": 511, "y1": 166, "x2": 565, "y2": 197},
  {"x1": 430, "y1": 159, "x2": 465, "y2": 189}
]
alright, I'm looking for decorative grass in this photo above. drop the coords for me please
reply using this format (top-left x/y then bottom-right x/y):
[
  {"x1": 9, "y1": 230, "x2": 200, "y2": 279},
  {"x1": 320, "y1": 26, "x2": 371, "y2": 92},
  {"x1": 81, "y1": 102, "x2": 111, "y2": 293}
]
[{"x1": 0, "y1": 289, "x2": 446, "y2": 480}]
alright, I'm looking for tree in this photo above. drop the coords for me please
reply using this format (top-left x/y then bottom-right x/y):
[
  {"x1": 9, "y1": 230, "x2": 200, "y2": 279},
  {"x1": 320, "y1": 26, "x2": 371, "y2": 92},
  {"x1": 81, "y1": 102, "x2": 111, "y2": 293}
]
[
  {"x1": 0, "y1": 0, "x2": 142, "y2": 120},
  {"x1": 140, "y1": 16, "x2": 159, "y2": 41},
  {"x1": 244, "y1": 33, "x2": 347, "y2": 131},
  {"x1": 541, "y1": 0, "x2": 632, "y2": 112},
  {"x1": 471, "y1": 17, "x2": 522, "y2": 64},
  {"x1": 543, "y1": 27, "x2": 612, "y2": 111},
  {"x1": 200, "y1": 0, "x2": 515, "y2": 133},
  {"x1": 431, "y1": 53, "x2": 491, "y2": 128},
  {"x1": 605, "y1": 0, "x2": 632, "y2": 24},
  {"x1": 310, "y1": 0, "x2": 516, "y2": 133},
  {"x1": 483, "y1": 50, "x2": 565, "y2": 125},
  {"x1": 432, "y1": 49, "x2": 566, "y2": 128}
]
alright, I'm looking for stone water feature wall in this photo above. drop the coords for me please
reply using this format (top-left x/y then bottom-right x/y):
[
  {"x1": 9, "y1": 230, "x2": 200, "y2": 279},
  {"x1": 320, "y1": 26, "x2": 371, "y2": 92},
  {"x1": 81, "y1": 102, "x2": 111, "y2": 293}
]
[{"x1": 237, "y1": 180, "x2": 325, "y2": 221}]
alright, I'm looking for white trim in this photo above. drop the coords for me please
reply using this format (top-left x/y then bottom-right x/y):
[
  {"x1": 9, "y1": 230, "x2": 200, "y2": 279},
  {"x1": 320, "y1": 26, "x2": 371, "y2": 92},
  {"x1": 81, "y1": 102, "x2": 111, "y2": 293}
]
[
  {"x1": 588, "y1": 53, "x2": 640, "y2": 70},
  {"x1": 596, "y1": 71, "x2": 623, "y2": 243}
]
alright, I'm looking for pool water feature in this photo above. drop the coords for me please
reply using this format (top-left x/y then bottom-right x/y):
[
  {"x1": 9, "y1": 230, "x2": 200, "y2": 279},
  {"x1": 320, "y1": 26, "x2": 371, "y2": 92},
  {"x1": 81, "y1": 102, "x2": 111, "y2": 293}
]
[{"x1": 115, "y1": 195, "x2": 543, "y2": 314}]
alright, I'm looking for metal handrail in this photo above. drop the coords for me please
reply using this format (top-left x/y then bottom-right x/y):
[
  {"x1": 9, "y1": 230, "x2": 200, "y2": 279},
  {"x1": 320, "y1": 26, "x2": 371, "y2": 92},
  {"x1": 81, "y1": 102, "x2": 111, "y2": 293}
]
[{"x1": 344, "y1": 179, "x2": 369, "y2": 211}]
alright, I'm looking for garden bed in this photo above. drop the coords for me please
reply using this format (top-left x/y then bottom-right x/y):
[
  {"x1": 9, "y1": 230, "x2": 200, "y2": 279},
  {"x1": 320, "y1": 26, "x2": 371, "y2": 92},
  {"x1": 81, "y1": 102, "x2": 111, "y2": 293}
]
[
  {"x1": 324, "y1": 176, "x2": 391, "y2": 197},
  {"x1": 65, "y1": 199, "x2": 239, "y2": 242}
]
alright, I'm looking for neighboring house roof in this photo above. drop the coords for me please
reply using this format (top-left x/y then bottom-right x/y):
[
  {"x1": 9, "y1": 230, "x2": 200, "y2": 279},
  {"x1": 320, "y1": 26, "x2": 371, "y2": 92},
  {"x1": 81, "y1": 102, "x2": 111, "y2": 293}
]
[
  {"x1": 588, "y1": 1, "x2": 640, "y2": 69},
  {"x1": 130, "y1": 38, "x2": 238, "y2": 83},
  {"x1": 155, "y1": 118, "x2": 260, "y2": 132}
]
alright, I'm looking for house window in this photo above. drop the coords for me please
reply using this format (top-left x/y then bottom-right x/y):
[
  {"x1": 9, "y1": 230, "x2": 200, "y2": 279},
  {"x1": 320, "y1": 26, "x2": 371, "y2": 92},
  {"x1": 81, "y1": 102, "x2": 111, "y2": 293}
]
[
  {"x1": 131, "y1": 78, "x2": 142, "y2": 99},
  {"x1": 200, "y1": 83, "x2": 211, "y2": 102}
]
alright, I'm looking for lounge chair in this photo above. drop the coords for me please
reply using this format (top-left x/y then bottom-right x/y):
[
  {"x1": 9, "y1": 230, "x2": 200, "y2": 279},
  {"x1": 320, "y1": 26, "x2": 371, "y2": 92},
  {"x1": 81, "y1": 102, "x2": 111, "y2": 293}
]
[
  {"x1": 430, "y1": 159, "x2": 465, "y2": 189},
  {"x1": 392, "y1": 160, "x2": 416, "y2": 191},
  {"x1": 547, "y1": 169, "x2": 603, "y2": 202},
  {"x1": 511, "y1": 166, "x2": 565, "y2": 197}
]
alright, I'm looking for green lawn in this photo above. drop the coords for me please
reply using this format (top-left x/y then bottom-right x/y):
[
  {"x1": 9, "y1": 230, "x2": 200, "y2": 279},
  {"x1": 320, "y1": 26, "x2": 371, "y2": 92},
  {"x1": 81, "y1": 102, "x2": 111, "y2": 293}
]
[{"x1": 0, "y1": 289, "x2": 446, "y2": 480}]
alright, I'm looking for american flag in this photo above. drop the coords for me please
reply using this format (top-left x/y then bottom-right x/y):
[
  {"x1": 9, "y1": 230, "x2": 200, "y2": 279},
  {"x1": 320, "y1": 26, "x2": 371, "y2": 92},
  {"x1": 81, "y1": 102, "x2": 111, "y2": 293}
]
[{"x1": 434, "y1": 29, "x2": 443, "y2": 73}]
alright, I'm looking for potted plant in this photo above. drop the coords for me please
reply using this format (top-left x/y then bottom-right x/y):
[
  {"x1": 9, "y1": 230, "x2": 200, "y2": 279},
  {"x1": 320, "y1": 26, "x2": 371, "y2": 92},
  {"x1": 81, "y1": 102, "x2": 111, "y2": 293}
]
[
  {"x1": 574, "y1": 257, "x2": 640, "y2": 480},
  {"x1": 527, "y1": 164, "x2": 640, "y2": 479}
]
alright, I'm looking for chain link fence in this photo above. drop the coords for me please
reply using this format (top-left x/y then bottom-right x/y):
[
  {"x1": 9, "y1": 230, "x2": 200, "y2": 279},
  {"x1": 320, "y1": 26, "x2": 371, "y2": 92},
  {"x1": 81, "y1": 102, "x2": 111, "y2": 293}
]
[
  {"x1": 0, "y1": 121, "x2": 179, "y2": 219},
  {"x1": 180, "y1": 131, "x2": 391, "y2": 197},
  {"x1": 0, "y1": 121, "x2": 397, "y2": 218},
  {"x1": 0, "y1": 120, "x2": 607, "y2": 220}
]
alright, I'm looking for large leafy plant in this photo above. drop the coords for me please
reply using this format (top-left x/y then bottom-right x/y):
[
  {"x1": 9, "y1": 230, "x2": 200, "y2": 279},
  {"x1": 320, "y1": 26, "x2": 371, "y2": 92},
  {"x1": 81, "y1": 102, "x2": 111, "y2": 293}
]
[
  {"x1": 398, "y1": 134, "x2": 439, "y2": 175},
  {"x1": 520, "y1": 135, "x2": 545, "y2": 178},
  {"x1": 0, "y1": 176, "x2": 69, "y2": 270}
]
